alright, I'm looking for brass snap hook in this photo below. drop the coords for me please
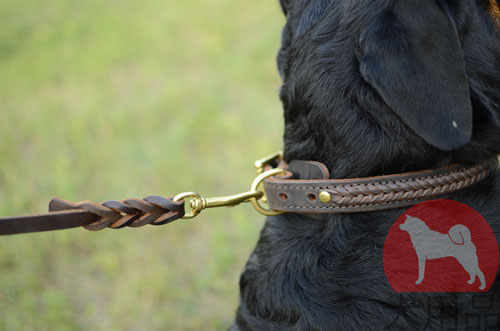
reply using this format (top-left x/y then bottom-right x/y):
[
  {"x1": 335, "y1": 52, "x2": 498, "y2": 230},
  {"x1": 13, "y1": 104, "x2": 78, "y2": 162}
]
[
  {"x1": 173, "y1": 190, "x2": 266, "y2": 219},
  {"x1": 173, "y1": 152, "x2": 286, "y2": 219}
]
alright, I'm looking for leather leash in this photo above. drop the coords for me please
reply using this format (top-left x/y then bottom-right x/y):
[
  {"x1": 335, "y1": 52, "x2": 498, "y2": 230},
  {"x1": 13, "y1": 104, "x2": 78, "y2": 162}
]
[{"x1": 0, "y1": 152, "x2": 497, "y2": 235}]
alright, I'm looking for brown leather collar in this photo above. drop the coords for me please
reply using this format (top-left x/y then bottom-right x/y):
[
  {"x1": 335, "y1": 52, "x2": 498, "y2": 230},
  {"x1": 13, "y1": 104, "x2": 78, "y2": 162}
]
[{"x1": 264, "y1": 157, "x2": 499, "y2": 214}]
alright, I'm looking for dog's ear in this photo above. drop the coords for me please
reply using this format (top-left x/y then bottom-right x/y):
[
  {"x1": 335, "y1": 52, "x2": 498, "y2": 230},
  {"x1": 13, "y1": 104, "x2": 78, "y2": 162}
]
[{"x1": 359, "y1": 0, "x2": 472, "y2": 151}]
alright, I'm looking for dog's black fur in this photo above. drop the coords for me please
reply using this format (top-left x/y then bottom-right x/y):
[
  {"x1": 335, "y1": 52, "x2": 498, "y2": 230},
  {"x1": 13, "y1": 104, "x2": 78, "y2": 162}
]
[{"x1": 233, "y1": 1, "x2": 500, "y2": 330}]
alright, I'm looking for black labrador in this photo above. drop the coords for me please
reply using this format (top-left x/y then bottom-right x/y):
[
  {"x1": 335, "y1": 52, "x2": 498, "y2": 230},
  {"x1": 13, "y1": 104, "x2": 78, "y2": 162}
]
[{"x1": 233, "y1": 0, "x2": 500, "y2": 330}]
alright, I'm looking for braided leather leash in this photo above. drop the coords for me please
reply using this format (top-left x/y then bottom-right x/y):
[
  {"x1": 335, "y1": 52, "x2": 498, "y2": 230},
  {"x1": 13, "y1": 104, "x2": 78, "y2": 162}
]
[
  {"x1": 49, "y1": 196, "x2": 185, "y2": 231},
  {"x1": 0, "y1": 152, "x2": 498, "y2": 235},
  {"x1": 0, "y1": 196, "x2": 186, "y2": 235}
]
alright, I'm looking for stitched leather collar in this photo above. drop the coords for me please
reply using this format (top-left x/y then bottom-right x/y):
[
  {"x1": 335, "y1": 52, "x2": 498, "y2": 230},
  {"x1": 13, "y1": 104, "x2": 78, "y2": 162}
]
[{"x1": 264, "y1": 157, "x2": 499, "y2": 214}]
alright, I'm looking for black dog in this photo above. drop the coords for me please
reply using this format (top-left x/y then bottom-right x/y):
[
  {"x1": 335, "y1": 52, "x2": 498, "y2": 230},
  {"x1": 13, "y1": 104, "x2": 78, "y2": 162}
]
[{"x1": 233, "y1": 0, "x2": 500, "y2": 330}]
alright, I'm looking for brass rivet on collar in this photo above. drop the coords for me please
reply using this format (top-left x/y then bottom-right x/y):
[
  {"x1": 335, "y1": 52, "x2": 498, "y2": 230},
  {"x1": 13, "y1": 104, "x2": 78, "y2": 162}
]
[{"x1": 319, "y1": 191, "x2": 331, "y2": 203}]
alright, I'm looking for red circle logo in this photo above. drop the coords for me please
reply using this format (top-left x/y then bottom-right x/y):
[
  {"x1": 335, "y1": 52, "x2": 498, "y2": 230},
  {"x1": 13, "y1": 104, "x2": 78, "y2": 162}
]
[{"x1": 383, "y1": 199, "x2": 499, "y2": 292}]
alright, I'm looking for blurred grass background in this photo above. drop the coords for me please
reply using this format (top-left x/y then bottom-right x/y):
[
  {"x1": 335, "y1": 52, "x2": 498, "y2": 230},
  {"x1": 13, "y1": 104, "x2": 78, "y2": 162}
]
[{"x1": 0, "y1": 0, "x2": 284, "y2": 329}]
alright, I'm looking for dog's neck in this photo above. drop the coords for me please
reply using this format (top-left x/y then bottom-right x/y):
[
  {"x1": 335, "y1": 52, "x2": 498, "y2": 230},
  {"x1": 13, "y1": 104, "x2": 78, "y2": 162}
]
[
  {"x1": 283, "y1": 134, "x2": 500, "y2": 181},
  {"x1": 282, "y1": 111, "x2": 500, "y2": 179},
  {"x1": 282, "y1": 111, "x2": 454, "y2": 179}
]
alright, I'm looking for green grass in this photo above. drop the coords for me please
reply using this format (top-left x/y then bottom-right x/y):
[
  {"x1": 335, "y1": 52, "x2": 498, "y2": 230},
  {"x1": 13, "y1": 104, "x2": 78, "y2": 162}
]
[{"x1": 0, "y1": 1, "x2": 284, "y2": 329}]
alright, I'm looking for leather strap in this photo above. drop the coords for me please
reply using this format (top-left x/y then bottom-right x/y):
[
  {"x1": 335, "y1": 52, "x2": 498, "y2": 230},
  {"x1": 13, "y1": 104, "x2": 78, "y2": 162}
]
[
  {"x1": 0, "y1": 196, "x2": 185, "y2": 235},
  {"x1": 265, "y1": 157, "x2": 499, "y2": 214},
  {"x1": 0, "y1": 210, "x2": 98, "y2": 235}
]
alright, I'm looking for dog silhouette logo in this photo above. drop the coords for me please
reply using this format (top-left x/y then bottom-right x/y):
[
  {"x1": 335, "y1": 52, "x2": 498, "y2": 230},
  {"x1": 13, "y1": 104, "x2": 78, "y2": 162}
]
[
  {"x1": 399, "y1": 215, "x2": 486, "y2": 290},
  {"x1": 384, "y1": 199, "x2": 499, "y2": 292}
]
